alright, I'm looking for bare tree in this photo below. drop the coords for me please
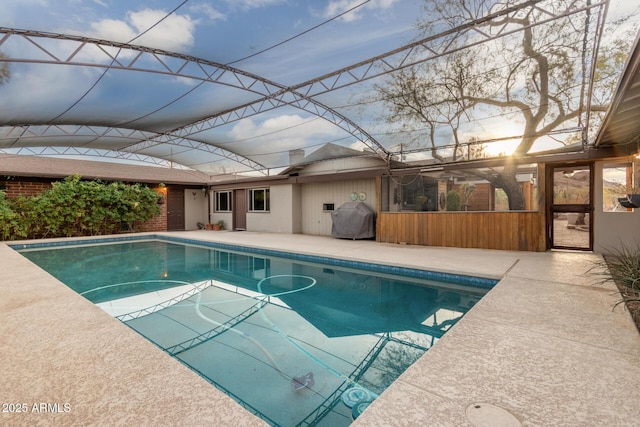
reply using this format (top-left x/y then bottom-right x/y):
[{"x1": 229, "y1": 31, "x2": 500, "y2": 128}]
[
  {"x1": 377, "y1": 0, "x2": 635, "y2": 210},
  {"x1": 0, "y1": 52, "x2": 9, "y2": 86},
  {"x1": 377, "y1": 52, "x2": 486, "y2": 162}
]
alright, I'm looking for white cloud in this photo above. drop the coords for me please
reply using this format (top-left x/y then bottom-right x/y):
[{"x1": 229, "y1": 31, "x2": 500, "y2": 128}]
[
  {"x1": 90, "y1": 18, "x2": 137, "y2": 43},
  {"x1": 349, "y1": 140, "x2": 368, "y2": 151},
  {"x1": 230, "y1": 114, "x2": 336, "y2": 139},
  {"x1": 323, "y1": 0, "x2": 398, "y2": 22},
  {"x1": 89, "y1": 9, "x2": 196, "y2": 52},
  {"x1": 0, "y1": 64, "x2": 104, "y2": 123},
  {"x1": 227, "y1": 114, "x2": 344, "y2": 154},
  {"x1": 91, "y1": 0, "x2": 108, "y2": 8},
  {"x1": 190, "y1": 3, "x2": 226, "y2": 22},
  {"x1": 226, "y1": 0, "x2": 287, "y2": 10},
  {"x1": 127, "y1": 9, "x2": 196, "y2": 51},
  {"x1": 0, "y1": 0, "x2": 49, "y2": 28}
]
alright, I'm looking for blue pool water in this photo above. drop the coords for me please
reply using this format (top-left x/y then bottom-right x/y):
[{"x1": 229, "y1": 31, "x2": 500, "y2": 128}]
[{"x1": 18, "y1": 237, "x2": 494, "y2": 426}]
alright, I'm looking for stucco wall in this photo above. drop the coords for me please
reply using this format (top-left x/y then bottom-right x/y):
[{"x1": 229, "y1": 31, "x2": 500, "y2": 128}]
[
  {"x1": 593, "y1": 161, "x2": 640, "y2": 254},
  {"x1": 299, "y1": 157, "x2": 385, "y2": 175},
  {"x1": 211, "y1": 212, "x2": 233, "y2": 230},
  {"x1": 292, "y1": 184, "x2": 302, "y2": 233},
  {"x1": 301, "y1": 178, "x2": 376, "y2": 236},
  {"x1": 246, "y1": 184, "x2": 296, "y2": 233},
  {"x1": 184, "y1": 188, "x2": 208, "y2": 230}
]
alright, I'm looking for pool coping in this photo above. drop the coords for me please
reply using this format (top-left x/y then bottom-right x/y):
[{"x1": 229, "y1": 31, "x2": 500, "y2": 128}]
[{"x1": 2, "y1": 231, "x2": 639, "y2": 426}]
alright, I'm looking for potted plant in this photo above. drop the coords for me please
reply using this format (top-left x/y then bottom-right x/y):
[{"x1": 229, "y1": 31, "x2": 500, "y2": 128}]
[
  {"x1": 212, "y1": 220, "x2": 224, "y2": 231},
  {"x1": 628, "y1": 186, "x2": 640, "y2": 207},
  {"x1": 618, "y1": 186, "x2": 640, "y2": 209},
  {"x1": 459, "y1": 184, "x2": 476, "y2": 211},
  {"x1": 446, "y1": 190, "x2": 461, "y2": 211},
  {"x1": 415, "y1": 195, "x2": 428, "y2": 211}
]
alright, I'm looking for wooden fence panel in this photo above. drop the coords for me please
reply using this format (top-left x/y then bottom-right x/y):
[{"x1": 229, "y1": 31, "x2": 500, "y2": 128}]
[{"x1": 377, "y1": 211, "x2": 545, "y2": 251}]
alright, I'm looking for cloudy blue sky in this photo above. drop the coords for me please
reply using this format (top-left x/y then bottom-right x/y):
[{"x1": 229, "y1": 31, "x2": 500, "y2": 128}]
[
  {"x1": 0, "y1": 0, "x2": 430, "y2": 171},
  {"x1": 0, "y1": 1, "x2": 638, "y2": 172},
  {"x1": 0, "y1": 0, "x2": 420, "y2": 81}
]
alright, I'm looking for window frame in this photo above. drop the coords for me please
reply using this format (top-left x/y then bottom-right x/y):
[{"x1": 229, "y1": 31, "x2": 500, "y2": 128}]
[
  {"x1": 215, "y1": 190, "x2": 232, "y2": 212},
  {"x1": 248, "y1": 188, "x2": 270, "y2": 212},
  {"x1": 602, "y1": 161, "x2": 633, "y2": 213},
  {"x1": 380, "y1": 163, "x2": 538, "y2": 213}
]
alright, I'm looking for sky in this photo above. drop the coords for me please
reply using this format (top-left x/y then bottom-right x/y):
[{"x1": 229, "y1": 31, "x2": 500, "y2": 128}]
[
  {"x1": 0, "y1": 0, "x2": 425, "y2": 171},
  {"x1": 0, "y1": 0, "x2": 638, "y2": 173},
  {"x1": 0, "y1": 0, "x2": 417, "y2": 71}
]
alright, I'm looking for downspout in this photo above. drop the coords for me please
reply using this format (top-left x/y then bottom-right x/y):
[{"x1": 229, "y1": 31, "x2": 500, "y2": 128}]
[{"x1": 206, "y1": 185, "x2": 211, "y2": 225}]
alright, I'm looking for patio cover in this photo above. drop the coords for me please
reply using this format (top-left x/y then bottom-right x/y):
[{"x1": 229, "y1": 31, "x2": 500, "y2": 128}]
[{"x1": 0, "y1": 1, "x2": 624, "y2": 177}]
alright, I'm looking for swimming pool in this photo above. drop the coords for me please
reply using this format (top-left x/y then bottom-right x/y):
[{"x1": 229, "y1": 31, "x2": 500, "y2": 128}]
[{"x1": 17, "y1": 236, "x2": 495, "y2": 426}]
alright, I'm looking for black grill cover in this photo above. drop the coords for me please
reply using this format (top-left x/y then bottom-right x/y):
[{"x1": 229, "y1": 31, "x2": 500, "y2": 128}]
[{"x1": 331, "y1": 201, "x2": 376, "y2": 239}]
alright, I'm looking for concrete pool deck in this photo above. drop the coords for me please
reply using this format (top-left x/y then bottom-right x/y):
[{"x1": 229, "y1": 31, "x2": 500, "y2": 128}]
[{"x1": 2, "y1": 231, "x2": 639, "y2": 426}]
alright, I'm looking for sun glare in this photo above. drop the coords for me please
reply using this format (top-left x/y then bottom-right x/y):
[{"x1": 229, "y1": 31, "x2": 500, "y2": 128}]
[
  {"x1": 470, "y1": 120, "x2": 524, "y2": 157},
  {"x1": 483, "y1": 138, "x2": 521, "y2": 156}
]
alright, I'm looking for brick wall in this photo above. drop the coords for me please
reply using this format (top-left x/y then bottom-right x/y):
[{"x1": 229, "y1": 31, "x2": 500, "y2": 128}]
[
  {"x1": 1, "y1": 179, "x2": 52, "y2": 198},
  {"x1": 0, "y1": 177, "x2": 168, "y2": 233},
  {"x1": 137, "y1": 196, "x2": 168, "y2": 232}
]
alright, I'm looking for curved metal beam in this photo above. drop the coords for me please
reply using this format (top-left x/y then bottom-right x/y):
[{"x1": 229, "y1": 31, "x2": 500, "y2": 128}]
[
  {"x1": 0, "y1": 0, "x2": 603, "y2": 167},
  {"x1": 0, "y1": 146, "x2": 178, "y2": 168},
  {"x1": 0, "y1": 124, "x2": 268, "y2": 172},
  {"x1": 0, "y1": 28, "x2": 282, "y2": 94},
  {"x1": 0, "y1": 28, "x2": 389, "y2": 163},
  {"x1": 157, "y1": 91, "x2": 387, "y2": 159},
  {"x1": 169, "y1": 0, "x2": 606, "y2": 151}
]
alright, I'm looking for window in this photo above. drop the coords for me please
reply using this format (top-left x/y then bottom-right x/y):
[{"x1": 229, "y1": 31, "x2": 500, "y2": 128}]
[
  {"x1": 215, "y1": 191, "x2": 232, "y2": 212},
  {"x1": 214, "y1": 251, "x2": 230, "y2": 272},
  {"x1": 249, "y1": 188, "x2": 270, "y2": 212},
  {"x1": 380, "y1": 163, "x2": 538, "y2": 212},
  {"x1": 602, "y1": 162, "x2": 633, "y2": 212},
  {"x1": 400, "y1": 175, "x2": 439, "y2": 211},
  {"x1": 252, "y1": 257, "x2": 268, "y2": 280}
]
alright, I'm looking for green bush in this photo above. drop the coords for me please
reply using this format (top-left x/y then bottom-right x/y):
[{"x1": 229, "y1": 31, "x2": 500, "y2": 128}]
[
  {"x1": 591, "y1": 242, "x2": 640, "y2": 308},
  {"x1": 415, "y1": 195, "x2": 428, "y2": 211},
  {"x1": 0, "y1": 175, "x2": 160, "y2": 240},
  {"x1": 446, "y1": 190, "x2": 461, "y2": 211},
  {"x1": 0, "y1": 191, "x2": 25, "y2": 240}
]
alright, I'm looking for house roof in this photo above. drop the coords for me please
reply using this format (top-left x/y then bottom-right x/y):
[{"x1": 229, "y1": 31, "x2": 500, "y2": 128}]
[
  {"x1": 295, "y1": 143, "x2": 369, "y2": 165},
  {"x1": 0, "y1": 154, "x2": 209, "y2": 185},
  {"x1": 595, "y1": 32, "x2": 640, "y2": 151},
  {"x1": 280, "y1": 142, "x2": 407, "y2": 177},
  {"x1": 280, "y1": 143, "x2": 377, "y2": 174}
]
